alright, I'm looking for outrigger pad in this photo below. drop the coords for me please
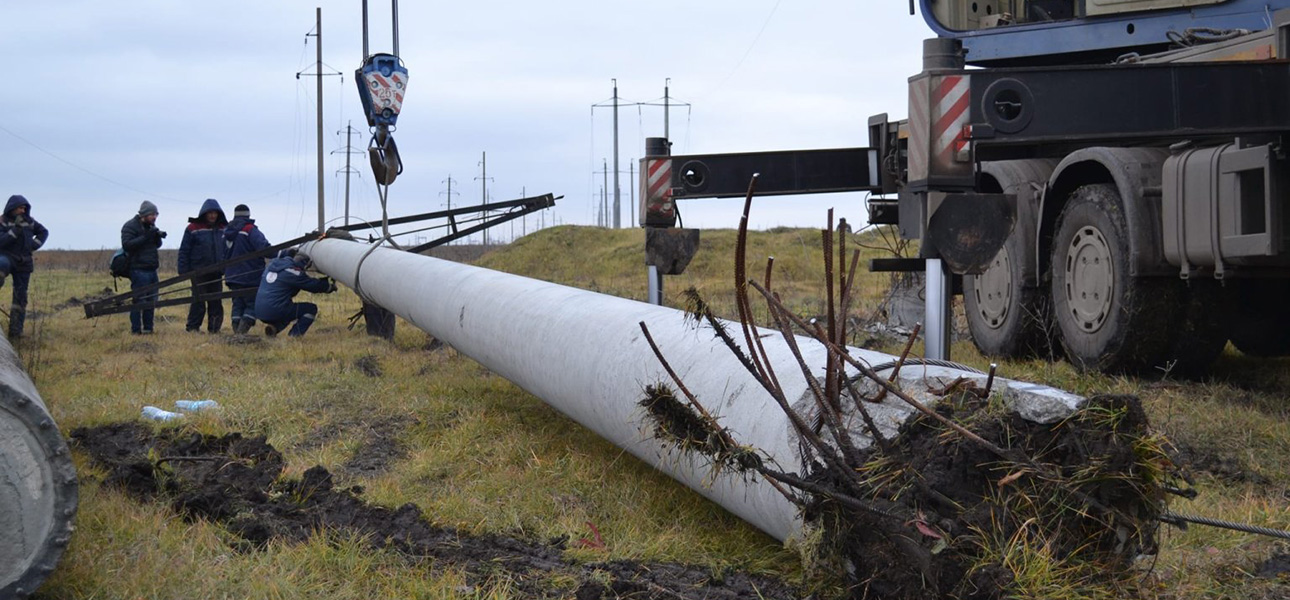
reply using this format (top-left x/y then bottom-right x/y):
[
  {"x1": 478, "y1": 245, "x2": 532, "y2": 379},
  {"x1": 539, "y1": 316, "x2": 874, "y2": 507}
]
[
  {"x1": 926, "y1": 192, "x2": 1015, "y2": 275},
  {"x1": 645, "y1": 227, "x2": 701, "y2": 275}
]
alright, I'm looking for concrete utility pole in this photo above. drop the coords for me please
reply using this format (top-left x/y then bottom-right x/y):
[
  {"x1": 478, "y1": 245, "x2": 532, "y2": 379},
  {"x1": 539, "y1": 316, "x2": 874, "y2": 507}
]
[
  {"x1": 664, "y1": 78, "x2": 671, "y2": 141},
  {"x1": 629, "y1": 160, "x2": 636, "y2": 228},
  {"x1": 333, "y1": 121, "x2": 364, "y2": 225},
  {"x1": 297, "y1": 8, "x2": 341, "y2": 232},
  {"x1": 303, "y1": 239, "x2": 1091, "y2": 544},
  {"x1": 475, "y1": 152, "x2": 494, "y2": 245},
  {"x1": 612, "y1": 79, "x2": 621, "y2": 229},
  {"x1": 601, "y1": 158, "x2": 610, "y2": 228},
  {"x1": 314, "y1": 8, "x2": 324, "y2": 232}
]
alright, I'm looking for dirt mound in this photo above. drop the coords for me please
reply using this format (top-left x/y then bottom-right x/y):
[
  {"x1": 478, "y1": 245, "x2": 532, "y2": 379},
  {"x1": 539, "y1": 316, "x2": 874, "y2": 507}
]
[
  {"x1": 1257, "y1": 552, "x2": 1290, "y2": 579},
  {"x1": 354, "y1": 354, "x2": 383, "y2": 377},
  {"x1": 223, "y1": 334, "x2": 264, "y2": 346},
  {"x1": 1170, "y1": 443, "x2": 1271, "y2": 486},
  {"x1": 54, "y1": 287, "x2": 115, "y2": 311},
  {"x1": 338, "y1": 415, "x2": 410, "y2": 477},
  {"x1": 71, "y1": 422, "x2": 801, "y2": 599}
]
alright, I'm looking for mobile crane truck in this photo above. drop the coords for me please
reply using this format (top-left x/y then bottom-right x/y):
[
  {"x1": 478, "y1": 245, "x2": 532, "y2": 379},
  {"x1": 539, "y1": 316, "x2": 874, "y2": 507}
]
[{"x1": 640, "y1": 0, "x2": 1290, "y2": 374}]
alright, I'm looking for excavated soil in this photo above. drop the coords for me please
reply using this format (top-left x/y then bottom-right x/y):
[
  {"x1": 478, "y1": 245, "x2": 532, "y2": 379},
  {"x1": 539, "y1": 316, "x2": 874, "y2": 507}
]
[
  {"x1": 337, "y1": 415, "x2": 411, "y2": 477},
  {"x1": 71, "y1": 422, "x2": 801, "y2": 599},
  {"x1": 1171, "y1": 443, "x2": 1272, "y2": 486},
  {"x1": 53, "y1": 287, "x2": 115, "y2": 311},
  {"x1": 354, "y1": 354, "x2": 383, "y2": 377},
  {"x1": 1257, "y1": 552, "x2": 1290, "y2": 580}
]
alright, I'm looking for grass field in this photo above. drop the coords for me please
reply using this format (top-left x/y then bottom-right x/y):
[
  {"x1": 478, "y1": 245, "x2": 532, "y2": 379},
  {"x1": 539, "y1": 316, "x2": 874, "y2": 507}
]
[{"x1": 16, "y1": 225, "x2": 1290, "y2": 599}]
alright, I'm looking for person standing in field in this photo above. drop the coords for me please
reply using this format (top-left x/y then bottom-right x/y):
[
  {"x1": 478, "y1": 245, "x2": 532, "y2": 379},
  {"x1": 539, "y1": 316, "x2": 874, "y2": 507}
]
[
  {"x1": 178, "y1": 198, "x2": 227, "y2": 333},
  {"x1": 223, "y1": 204, "x2": 271, "y2": 335},
  {"x1": 0, "y1": 195, "x2": 50, "y2": 339},
  {"x1": 121, "y1": 201, "x2": 166, "y2": 334},
  {"x1": 255, "y1": 249, "x2": 336, "y2": 338}
]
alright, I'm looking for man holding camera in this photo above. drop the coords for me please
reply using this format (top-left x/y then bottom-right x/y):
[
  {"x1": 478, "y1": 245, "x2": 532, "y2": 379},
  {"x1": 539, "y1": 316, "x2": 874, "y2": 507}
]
[{"x1": 120, "y1": 201, "x2": 167, "y2": 334}]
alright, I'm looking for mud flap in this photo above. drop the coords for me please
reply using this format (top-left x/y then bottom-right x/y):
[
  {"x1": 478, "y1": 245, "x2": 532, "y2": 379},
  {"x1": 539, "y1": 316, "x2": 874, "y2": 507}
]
[{"x1": 926, "y1": 192, "x2": 1015, "y2": 275}]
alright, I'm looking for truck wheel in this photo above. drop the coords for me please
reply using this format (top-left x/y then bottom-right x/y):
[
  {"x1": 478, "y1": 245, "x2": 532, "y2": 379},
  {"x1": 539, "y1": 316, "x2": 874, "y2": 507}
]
[
  {"x1": 1227, "y1": 279, "x2": 1290, "y2": 357},
  {"x1": 964, "y1": 231, "x2": 1050, "y2": 357},
  {"x1": 1050, "y1": 184, "x2": 1173, "y2": 372}
]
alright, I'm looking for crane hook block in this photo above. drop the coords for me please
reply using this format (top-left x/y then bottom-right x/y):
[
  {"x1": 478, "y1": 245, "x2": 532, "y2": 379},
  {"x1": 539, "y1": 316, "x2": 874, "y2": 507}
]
[{"x1": 356, "y1": 53, "x2": 409, "y2": 128}]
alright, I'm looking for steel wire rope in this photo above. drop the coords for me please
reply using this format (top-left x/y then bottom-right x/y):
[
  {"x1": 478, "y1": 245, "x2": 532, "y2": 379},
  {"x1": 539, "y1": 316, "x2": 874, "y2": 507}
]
[{"x1": 1160, "y1": 512, "x2": 1290, "y2": 540}]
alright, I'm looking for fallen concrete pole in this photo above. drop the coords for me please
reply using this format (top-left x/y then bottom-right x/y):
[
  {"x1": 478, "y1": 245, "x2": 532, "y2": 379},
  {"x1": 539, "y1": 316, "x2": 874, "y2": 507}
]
[
  {"x1": 0, "y1": 337, "x2": 78, "y2": 599},
  {"x1": 303, "y1": 238, "x2": 1084, "y2": 542}
]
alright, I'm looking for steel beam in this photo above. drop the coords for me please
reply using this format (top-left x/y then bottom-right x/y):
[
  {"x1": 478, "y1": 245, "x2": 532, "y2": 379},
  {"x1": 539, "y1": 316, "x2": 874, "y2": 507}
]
[
  {"x1": 0, "y1": 336, "x2": 77, "y2": 598},
  {"x1": 303, "y1": 238, "x2": 1085, "y2": 541}
]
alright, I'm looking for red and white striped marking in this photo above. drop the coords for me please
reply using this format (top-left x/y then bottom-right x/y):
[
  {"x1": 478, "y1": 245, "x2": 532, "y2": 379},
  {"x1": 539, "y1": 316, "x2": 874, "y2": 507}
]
[
  {"x1": 645, "y1": 159, "x2": 672, "y2": 203},
  {"x1": 365, "y1": 71, "x2": 408, "y2": 115},
  {"x1": 932, "y1": 75, "x2": 970, "y2": 163}
]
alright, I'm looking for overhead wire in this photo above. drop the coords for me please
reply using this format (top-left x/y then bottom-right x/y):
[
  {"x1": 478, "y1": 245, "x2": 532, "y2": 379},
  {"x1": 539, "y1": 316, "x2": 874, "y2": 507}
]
[
  {"x1": 0, "y1": 122, "x2": 187, "y2": 207},
  {"x1": 701, "y1": 0, "x2": 784, "y2": 98}
]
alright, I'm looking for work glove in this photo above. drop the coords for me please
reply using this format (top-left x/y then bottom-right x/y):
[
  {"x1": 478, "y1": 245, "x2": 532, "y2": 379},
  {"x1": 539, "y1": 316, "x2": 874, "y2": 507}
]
[
  {"x1": 13, "y1": 215, "x2": 28, "y2": 228},
  {"x1": 325, "y1": 278, "x2": 338, "y2": 293},
  {"x1": 156, "y1": 229, "x2": 168, "y2": 240}
]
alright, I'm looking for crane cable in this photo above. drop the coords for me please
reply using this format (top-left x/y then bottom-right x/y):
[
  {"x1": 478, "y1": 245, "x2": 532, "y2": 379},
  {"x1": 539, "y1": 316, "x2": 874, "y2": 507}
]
[{"x1": 1159, "y1": 512, "x2": 1290, "y2": 540}]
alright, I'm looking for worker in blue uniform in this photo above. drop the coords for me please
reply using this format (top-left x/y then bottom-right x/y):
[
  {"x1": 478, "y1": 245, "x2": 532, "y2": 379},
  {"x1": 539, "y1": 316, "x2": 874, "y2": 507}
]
[
  {"x1": 0, "y1": 195, "x2": 49, "y2": 338},
  {"x1": 178, "y1": 198, "x2": 228, "y2": 333},
  {"x1": 254, "y1": 249, "x2": 336, "y2": 337}
]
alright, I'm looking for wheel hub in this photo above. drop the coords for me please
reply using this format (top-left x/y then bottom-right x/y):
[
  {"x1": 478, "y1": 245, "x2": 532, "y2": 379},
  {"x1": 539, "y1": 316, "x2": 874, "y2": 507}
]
[
  {"x1": 974, "y1": 245, "x2": 1013, "y2": 330},
  {"x1": 1064, "y1": 225, "x2": 1114, "y2": 333}
]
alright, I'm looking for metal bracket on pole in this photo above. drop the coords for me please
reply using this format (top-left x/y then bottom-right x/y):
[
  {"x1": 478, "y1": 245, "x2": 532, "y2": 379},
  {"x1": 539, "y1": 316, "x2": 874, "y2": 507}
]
[{"x1": 924, "y1": 258, "x2": 952, "y2": 360}]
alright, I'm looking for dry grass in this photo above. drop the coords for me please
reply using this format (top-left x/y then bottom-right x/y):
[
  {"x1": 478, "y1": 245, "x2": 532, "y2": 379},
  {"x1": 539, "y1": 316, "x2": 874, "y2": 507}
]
[{"x1": 15, "y1": 224, "x2": 1290, "y2": 599}]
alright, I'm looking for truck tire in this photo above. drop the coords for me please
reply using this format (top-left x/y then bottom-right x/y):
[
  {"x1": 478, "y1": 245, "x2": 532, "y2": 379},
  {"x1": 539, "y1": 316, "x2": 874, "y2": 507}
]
[
  {"x1": 1050, "y1": 184, "x2": 1174, "y2": 372},
  {"x1": 1227, "y1": 279, "x2": 1290, "y2": 357},
  {"x1": 964, "y1": 230, "x2": 1051, "y2": 358}
]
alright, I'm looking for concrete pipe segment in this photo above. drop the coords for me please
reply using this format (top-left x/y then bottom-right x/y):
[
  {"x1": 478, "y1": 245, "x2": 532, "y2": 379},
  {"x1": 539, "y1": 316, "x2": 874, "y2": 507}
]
[
  {"x1": 0, "y1": 336, "x2": 77, "y2": 598},
  {"x1": 304, "y1": 238, "x2": 1083, "y2": 542}
]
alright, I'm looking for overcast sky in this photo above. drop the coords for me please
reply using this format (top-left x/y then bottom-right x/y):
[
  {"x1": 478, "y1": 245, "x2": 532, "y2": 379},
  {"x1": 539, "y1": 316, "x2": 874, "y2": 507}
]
[{"x1": 0, "y1": 2, "x2": 928, "y2": 249}]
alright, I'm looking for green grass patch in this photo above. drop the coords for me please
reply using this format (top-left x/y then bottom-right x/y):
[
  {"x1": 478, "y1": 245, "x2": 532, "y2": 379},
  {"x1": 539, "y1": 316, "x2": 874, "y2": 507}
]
[{"x1": 13, "y1": 225, "x2": 1289, "y2": 599}]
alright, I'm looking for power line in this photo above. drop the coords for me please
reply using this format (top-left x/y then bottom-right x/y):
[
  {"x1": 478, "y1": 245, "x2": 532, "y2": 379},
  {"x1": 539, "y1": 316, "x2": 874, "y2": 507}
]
[{"x1": 0, "y1": 122, "x2": 186, "y2": 206}]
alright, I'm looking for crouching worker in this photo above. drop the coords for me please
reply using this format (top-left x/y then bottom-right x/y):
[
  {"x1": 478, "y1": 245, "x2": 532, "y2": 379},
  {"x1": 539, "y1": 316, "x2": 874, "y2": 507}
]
[{"x1": 255, "y1": 249, "x2": 336, "y2": 337}]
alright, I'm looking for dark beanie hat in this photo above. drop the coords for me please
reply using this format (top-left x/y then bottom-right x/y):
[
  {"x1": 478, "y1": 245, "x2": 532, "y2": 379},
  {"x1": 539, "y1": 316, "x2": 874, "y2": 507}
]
[
  {"x1": 138, "y1": 200, "x2": 159, "y2": 217},
  {"x1": 234, "y1": 204, "x2": 250, "y2": 218}
]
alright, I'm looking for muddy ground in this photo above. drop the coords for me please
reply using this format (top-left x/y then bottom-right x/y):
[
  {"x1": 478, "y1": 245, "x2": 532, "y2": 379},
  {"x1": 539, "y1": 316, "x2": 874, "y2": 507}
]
[{"x1": 71, "y1": 422, "x2": 802, "y2": 600}]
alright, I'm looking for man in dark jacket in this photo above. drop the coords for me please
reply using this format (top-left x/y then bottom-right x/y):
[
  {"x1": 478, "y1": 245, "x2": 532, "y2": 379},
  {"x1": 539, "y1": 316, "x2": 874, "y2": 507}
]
[
  {"x1": 223, "y1": 204, "x2": 271, "y2": 334},
  {"x1": 255, "y1": 249, "x2": 336, "y2": 337},
  {"x1": 178, "y1": 198, "x2": 227, "y2": 333},
  {"x1": 0, "y1": 195, "x2": 50, "y2": 338},
  {"x1": 121, "y1": 201, "x2": 166, "y2": 334}
]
